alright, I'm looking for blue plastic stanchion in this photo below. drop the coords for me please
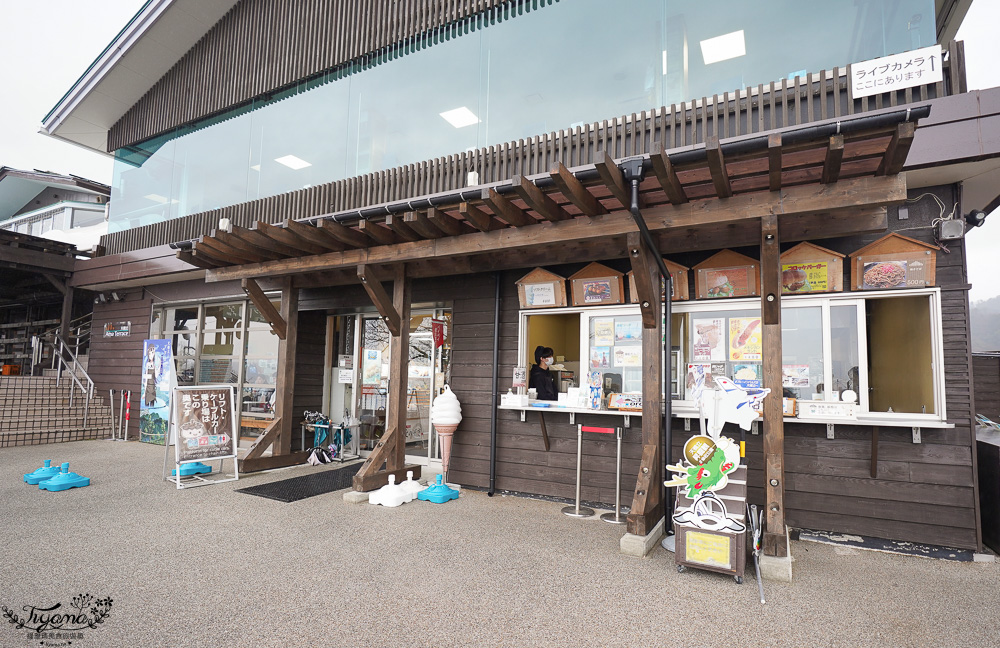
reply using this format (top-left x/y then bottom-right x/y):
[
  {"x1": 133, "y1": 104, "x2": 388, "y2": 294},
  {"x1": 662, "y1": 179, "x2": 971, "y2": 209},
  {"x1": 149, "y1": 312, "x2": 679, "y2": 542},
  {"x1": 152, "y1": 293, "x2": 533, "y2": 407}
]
[
  {"x1": 24, "y1": 459, "x2": 61, "y2": 485},
  {"x1": 38, "y1": 462, "x2": 90, "y2": 492},
  {"x1": 417, "y1": 474, "x2": 459, "y2": 504}
]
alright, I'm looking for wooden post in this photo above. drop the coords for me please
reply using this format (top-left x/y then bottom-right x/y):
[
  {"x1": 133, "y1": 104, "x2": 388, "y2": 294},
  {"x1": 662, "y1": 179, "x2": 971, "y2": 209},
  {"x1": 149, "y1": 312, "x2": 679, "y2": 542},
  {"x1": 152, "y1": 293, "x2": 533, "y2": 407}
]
[
  {"x1": 760, "y1": 213, "x2": 787, "y2": 557},
  {"x1": 626, "y1": 235, "x2": 663, "y2": 536},
  {"x1": 59, "y1": 285, "x2": 73, "y2": 345},
  {"x1": 387, "y1": 265, "x2": 410, "y2": 471},
  {"x1": 274, "y1": 278, "x2": 298, "y2": 456}
]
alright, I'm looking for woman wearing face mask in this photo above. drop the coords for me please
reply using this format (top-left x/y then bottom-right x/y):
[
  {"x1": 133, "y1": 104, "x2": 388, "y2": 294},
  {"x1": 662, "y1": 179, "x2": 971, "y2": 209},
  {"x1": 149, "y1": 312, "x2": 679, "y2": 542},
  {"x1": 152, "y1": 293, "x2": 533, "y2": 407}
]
[{"x1": 529, "y1": 345, "x2": 558, "y2": 401}]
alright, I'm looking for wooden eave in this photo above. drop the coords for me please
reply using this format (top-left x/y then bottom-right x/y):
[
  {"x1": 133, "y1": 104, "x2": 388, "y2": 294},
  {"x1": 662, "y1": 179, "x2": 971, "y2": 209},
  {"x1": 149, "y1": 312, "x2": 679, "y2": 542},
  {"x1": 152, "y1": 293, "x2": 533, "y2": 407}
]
[
  {"x1": 848, "y1": 231, "x2": 940, "y2": 256},
  {"x1": 191, "y1": 118, "x2": 921, "y2": 286}
]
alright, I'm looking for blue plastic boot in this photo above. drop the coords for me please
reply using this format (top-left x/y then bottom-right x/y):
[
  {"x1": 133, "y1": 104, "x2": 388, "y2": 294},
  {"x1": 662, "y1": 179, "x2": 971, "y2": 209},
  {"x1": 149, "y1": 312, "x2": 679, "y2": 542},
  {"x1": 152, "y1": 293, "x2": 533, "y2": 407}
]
[
  {"x1": 24, "y1": 460, "x2": 61, "y2": 485},
  {"x1": 172, "y1": 462, "x2": 212, "y2": 476},
  {"x1": 417, "y1": 474, "x2": 459, "y2": 504},
  {"x1": 38, "y1": 462, "x2": 90, "y2": 492}
]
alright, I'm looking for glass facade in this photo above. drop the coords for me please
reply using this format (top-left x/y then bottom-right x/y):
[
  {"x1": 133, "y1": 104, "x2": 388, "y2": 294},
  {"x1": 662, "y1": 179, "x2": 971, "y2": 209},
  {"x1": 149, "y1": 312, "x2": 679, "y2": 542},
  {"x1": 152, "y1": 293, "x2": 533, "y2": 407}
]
[{"x1": 109, "y1": 0, "x2": 935, "y2": 233}]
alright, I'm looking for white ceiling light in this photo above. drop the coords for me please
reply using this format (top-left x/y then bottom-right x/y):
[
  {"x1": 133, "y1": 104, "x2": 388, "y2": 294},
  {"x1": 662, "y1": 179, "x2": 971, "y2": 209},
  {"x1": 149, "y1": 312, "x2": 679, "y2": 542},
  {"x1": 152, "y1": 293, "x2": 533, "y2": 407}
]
[
  {"x1": 700, "y1": 30, "x2": 746, "y2": 65},
  {"x1": 274, "y1": 154, "x2": 311, "y2": 170},
  {"x1": 439, "y1": 106, "x2": 481, "y2": 129}
]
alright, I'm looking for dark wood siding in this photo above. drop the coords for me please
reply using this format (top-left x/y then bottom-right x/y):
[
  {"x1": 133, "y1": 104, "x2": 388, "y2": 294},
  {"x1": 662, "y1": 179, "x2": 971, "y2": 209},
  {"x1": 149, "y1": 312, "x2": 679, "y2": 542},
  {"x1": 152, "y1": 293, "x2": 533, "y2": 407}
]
[
  {"x1": 292, "y1": 310, "x2": 326, "y2": 451},
  {"x1": 973, "y1": 355, "x2": 1000, "y2": 422},
  {"x1": 87, "y1": 288, "x2": 153, "y2": 440}
]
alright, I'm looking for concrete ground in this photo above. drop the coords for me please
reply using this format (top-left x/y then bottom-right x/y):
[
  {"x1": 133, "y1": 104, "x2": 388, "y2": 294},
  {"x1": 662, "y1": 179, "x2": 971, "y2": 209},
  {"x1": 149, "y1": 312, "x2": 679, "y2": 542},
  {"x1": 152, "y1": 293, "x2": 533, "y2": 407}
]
[{"x1": 2, "y1": 440, "x2": 997, "y2": 648}]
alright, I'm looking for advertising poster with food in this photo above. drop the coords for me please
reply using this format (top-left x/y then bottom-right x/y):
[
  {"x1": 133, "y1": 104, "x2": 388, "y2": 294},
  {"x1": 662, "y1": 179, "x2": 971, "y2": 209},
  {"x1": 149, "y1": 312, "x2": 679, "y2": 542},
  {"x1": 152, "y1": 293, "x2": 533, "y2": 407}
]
[
  {"x1": 782, "y1": 364, "x2": 810, "y2": 388},
  {"x1": 685, "y1": 363, "x2": 711, "y2": 401},
  {"x1": 781, "y1": 262, "x2": 828, "y2": 294},
  {"x1": 174, "y1": 386, "x2": 237, "y2": 462},
  {"x1": 692, "y1": 318, "x2": 725, "y2": 362},
  {"x1": 729, "y1": 317, "x2": 762, "y2": 361},
  {"x1": 704, "y1": 267, "x2": 750, "y2": 298},
  {"x1": 733, "y1": 363, "x2": 763, "y2": 389},
  {"x1": 582, "y1": 279, "x2": 612, "y2": 303},
  {"x1": 615, "y1": 320, "x2": 642, "y2": 341},
  {"x1": 594, "y1": 319, "x2": 614, "y2": 345},
  {"x1": 862, "y1": 261, "x2": 908, "y2": 290},
  {"x1": 590, "y1": 346, "x2": 611, "y2": 368}
]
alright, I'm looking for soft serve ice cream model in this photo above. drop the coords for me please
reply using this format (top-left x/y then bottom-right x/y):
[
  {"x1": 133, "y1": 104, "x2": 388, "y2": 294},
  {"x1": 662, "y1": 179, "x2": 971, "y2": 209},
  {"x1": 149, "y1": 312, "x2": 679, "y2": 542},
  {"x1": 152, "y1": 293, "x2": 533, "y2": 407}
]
[{"x1": 431, "y1": 385, "x2": 462, "y2": 478}]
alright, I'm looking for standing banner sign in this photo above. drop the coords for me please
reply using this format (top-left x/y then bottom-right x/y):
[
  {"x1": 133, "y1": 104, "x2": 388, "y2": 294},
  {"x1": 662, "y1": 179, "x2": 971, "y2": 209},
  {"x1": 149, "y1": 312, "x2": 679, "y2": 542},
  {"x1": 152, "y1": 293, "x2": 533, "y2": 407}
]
[
  {"x1": 167, "y1": 385, "x2": 239, "y2": 489},
  {"x1": 140, "y1": 339, "x2": 176, "y2": 444}
]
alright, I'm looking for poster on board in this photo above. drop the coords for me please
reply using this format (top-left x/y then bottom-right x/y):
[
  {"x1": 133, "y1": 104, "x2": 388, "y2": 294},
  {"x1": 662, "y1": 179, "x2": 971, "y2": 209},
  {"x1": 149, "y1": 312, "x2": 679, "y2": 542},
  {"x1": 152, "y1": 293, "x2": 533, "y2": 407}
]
[
  {"x1": 140, "y1": 339, "x2": 176, "y2": 445},
  {"x1": 167, "y1": 385, "x2": 239, "y2": 489},
  {"x1": 692, "y1": 318, "x2": 725, "y2": 362}
]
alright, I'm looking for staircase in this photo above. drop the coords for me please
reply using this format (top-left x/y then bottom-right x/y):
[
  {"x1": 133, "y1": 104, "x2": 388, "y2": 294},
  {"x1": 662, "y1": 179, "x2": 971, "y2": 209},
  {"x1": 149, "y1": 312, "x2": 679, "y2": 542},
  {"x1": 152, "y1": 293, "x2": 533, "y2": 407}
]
[{"x1": 0, "y1": 334, "x2": 114, "y2": 448}]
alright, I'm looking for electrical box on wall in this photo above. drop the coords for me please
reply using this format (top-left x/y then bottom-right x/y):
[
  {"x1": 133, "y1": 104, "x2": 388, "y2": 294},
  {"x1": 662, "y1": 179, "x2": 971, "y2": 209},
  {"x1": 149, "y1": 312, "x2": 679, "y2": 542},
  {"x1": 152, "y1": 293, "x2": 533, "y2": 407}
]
[{"x1": 937, "y1": 219, "x2": 966, "y2": 241}]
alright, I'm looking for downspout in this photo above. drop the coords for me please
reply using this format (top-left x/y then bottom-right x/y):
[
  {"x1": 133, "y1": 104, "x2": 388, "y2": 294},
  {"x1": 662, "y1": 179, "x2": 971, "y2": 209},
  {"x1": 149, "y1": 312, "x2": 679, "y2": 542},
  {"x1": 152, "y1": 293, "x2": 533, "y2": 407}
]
[
  {"x1": 488, "y1": 271, "x2": 501, "y2": 496},
  {"x1": 621, "y1": 158, "x2": 674, "y2": 529}
]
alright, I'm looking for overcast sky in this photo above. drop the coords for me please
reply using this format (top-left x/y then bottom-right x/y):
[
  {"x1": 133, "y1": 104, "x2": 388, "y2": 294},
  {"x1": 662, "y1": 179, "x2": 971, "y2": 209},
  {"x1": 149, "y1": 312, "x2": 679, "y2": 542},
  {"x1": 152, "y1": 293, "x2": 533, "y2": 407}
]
[{"x1": 2, "y1": 0, "x2": 999, "y2": 302}]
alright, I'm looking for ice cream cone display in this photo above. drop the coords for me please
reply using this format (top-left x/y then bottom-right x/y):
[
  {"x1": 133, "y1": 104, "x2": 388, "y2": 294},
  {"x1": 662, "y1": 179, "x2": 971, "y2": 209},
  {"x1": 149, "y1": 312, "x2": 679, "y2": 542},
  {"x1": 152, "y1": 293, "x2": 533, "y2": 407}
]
[{"x1": 431, "y1": 385, "x2": 462, "y2": 478}]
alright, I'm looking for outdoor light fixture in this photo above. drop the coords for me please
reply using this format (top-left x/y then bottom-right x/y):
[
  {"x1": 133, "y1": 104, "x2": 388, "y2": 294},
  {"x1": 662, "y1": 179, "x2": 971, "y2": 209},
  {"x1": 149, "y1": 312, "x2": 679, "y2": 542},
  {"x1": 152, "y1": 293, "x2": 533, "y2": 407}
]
[
  {"x1": 965, "y1": 209, "x2": 988, "y2": 228},
  {"x1": 274, "y1": 154, "x2": 311, "y2": 170},
  {"x1": 110, "y1": 291, "x2": 123, "y2": 302},
  {"x1": 439, "y1": 107, "x2": 480, "y2": 128},
  {"x1": 700, "y1": 30, "x2": 746, "y2": 65}
]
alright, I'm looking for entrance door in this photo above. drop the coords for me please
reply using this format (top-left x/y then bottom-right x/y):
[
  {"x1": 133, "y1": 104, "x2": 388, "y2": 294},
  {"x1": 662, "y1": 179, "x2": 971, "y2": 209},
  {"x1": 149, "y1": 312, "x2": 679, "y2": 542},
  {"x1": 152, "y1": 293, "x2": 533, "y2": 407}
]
[{"x1": 353, "y1": 310, "x2": 451, "y2": 465}]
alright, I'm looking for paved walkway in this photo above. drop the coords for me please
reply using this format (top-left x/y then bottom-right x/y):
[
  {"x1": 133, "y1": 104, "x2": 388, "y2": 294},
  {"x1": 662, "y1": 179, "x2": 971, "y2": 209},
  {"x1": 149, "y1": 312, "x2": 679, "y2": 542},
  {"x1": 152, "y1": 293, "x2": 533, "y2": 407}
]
[{"x1": 2, "y1": 440, "x2": 997, "y2": 648}]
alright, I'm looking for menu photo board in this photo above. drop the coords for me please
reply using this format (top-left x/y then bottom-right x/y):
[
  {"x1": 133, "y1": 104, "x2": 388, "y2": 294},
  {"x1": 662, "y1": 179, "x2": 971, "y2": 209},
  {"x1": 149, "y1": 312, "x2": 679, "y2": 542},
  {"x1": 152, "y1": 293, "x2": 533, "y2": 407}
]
[
  {"x1": 693, "y1": 250, "x2": 760, "y2": 300},
  {"x1": 849, "y1": 233, "x2": 938, "y2": 291},
  {"x1": 168, "y1": 385, "x2": 240, "y2": 489}
]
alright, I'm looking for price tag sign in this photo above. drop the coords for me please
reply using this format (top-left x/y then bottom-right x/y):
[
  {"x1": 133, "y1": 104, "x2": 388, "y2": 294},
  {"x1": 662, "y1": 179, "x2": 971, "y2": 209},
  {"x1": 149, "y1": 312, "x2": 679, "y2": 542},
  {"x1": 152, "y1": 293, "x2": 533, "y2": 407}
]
[{"x1": 513, "y1": 367, "x2": 526, "y2": 388}]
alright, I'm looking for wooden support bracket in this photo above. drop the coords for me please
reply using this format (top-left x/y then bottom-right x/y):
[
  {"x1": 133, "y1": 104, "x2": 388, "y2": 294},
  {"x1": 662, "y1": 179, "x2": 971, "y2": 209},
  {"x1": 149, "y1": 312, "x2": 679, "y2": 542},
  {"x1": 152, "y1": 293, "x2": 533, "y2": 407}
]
[
  {"x1": 512, "y1": 175, "x2": 570, "y2": 221},
  {"x1": 357, "y1": 264, "x2": 401, "y2": 336},
  {"x1": 242, "y1": 417, "x2": 282, "y2": 461},
  {"x1": 626, "y1": 232, "x2": 658, "y2": 329},
  {"x1": 241, "y1": 278, "x2": 286, "y2": 339},
  {"x1": 768, "y1": 133, "x2": 783, "y2": 192},
  {"x1": 481, "y1": 188, "x2": 533, "y2": 227},
  {"x1": 706, "y1": 136, "x2": 733, "y2": 199},
  {"x1": 549, "y1": 162, "x2": 608, "y2": 216},
  {"x1": 594, "y1": 151, "x2": 631, "y2": 210},
  {"x1": 877, "y1": 121, "x2": 915, "y2": 176},
  {"x1": 650, "y1": 142, "x2": 688, "y2": 205},
  {"x1": 822, "y1": 135, "x2": 845, "y2": 184}
]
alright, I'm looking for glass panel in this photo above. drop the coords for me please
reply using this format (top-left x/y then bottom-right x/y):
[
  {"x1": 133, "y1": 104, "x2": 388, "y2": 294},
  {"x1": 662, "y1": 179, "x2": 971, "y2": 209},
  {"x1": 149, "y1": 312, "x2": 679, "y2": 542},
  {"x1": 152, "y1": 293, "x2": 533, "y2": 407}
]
[
  {"x1": 674, "y1": 307, "x2": 761, "y2": 401},
  {"x1": 201, "y1": 330, "x2": 239, "y2": 355},
  {"x1": 780, "y1": 306, "x2": 824, "y2": 400},
  {"x1": 248, "y1": 302, "x2": 281, "y2": 329},
  {"x1": 830, "y1": 305, "x2": 861, "y2": 401},
  {"x1": 150, "y1": 309, "x2": 163, "y2": 337},
  {"x1": 175, "y1": 357, "x2": 196, "y2": 385},
  {"x1": 245, "y1": 330, "x2": 279, "y2": 358},
  {"x1": 71, "y1": 209, "x2": 104, "y2": 228},
  {"x1": 204, "y1": 303, "x2": 244, "y2": 329},
  {"x1": 199, "y1": 357, "x2": 240, "y2": 384},
  {"x1": 866, "y1": 295, "x2": 934, "y2": 414},
  {"x1": 166, "y1": 307, "x2": 199, "y2": 332},
  {"x1": 587, "y1": 313, "x2": 643, "y2": 407},
  {"x1": 242, "y1": 386, "x2": 276, "y2": 416},
  {"x1": 406, "y1": 335, "x2": 433, "y2": 457},
  {"x1": 357, "y1": 317, "x2": 389, "y2": 451},
  {"x1": 171, "y1": 332, "x2": 198, "y2": 359},
  {"x1": 245, "y1": 358, "x2": 278, "y2": 385}
]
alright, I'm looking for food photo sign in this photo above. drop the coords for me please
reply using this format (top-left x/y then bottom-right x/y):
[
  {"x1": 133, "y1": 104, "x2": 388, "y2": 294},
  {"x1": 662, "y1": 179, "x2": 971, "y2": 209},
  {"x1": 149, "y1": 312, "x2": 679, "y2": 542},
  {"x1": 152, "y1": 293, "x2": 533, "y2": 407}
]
[{"x1": 849, "y1": 233, "x2": 937, "y2": 291}]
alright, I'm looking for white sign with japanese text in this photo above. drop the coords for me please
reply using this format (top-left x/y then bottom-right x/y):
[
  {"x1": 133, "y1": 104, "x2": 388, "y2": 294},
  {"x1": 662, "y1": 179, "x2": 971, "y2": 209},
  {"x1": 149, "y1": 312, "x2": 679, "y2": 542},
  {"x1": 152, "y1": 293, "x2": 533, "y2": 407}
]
[{"x1": 850, "y1": 45, "x2": 942, "y2": 99}]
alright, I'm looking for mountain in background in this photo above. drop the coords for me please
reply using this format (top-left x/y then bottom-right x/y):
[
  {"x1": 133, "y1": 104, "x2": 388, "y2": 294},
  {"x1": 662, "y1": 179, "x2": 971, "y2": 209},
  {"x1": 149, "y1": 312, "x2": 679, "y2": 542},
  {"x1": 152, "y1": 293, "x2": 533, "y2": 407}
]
[{"x1": 971, "y1": 295, "x2": 1000, "y2": 353}]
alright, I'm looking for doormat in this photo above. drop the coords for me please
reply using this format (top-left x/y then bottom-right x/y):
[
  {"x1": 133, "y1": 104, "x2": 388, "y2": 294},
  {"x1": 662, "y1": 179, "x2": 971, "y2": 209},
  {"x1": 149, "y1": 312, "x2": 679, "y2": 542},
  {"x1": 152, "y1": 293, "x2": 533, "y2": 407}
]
[{"x1": 236, "y1": 463, "x2": 363, "y2": 503}]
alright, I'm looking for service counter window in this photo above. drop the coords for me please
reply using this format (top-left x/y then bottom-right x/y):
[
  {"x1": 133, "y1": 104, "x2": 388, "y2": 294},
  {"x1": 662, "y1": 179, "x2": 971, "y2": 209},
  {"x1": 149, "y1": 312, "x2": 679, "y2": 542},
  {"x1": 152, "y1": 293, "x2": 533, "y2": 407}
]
[{"x1": 515, "y1": 288, "x2": 945, "y2": 421}]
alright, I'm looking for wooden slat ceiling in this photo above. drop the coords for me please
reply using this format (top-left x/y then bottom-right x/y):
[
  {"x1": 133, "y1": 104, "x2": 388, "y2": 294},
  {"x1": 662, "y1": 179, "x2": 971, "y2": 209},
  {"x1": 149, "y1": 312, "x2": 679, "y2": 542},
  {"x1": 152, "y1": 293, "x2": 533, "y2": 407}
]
[{"x1": 188, "y1": 119, "x2": 916, "y2": 286}]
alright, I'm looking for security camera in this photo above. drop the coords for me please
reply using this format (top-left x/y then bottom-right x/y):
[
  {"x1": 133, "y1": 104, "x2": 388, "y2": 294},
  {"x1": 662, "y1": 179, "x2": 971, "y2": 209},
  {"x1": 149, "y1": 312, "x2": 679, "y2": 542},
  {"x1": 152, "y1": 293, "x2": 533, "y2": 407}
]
[{"x1": 965, "y1": 210, "x2": 988, "y2": 228}]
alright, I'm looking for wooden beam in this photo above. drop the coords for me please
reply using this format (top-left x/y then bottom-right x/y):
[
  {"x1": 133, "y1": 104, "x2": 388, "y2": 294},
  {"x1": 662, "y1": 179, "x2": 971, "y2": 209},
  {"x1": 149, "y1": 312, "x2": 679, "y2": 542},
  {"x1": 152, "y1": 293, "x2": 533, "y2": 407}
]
[
  {"x1": 0, "y1": 244, "x2": 74, "y2": 272},
  {"x1": 481, "y1": 188, "x2": 533, "y2": 227},
  {"x1": 318, "y1": 219, "x2": 370, "y2": 248},
  {"x1": 876, "y1": 121, "x2": 915, "y2": 176},
  {"x1": 357, "y1": 263, "x2": 400, "y2": 336},
  {"x1": 384, "y1": 213, "x2": 422, "y2": 241},
  {"x1": 242, "y1": 417, "x2": 282, "y2": 461},
  {"x1": 626, "y1": 232, "x2": 657, "y2": 328},
  {"x1": 192, "y1": 248, "x2": 229, "y2": 267},
  {"x1": 427, "y1": 207, "x2": 473, "y2": 236},
  {"x1": 549, "y1": 161, "x2": 608, "y2": 216},
  {"x1": 706, "y1": 136, "x2": 733, "y2": 199},
  {"x1": 274, "y1": 279, "x2": 298, "y2": 456},
  {"x1": 760, "y1": 212, "x2": 787, "y2": 557},
  {"x1": 627, "y1": 443, "x2": 661, "y2": 537},
  {"x1": 176, "y1": 249, "x2": 220, "y2": 269},
  {"x1": 459, "y1": 202, "x2": 502, "y2": 232},
  {"x1": 285, "y1": 219, "x2": 349, "y2": 252},
  {"x1": 594, "y1": 150, "x2": 631, "y2": 209},
  {"x1": 511, "y1": 175, "x2": 571, "y2": 221},
  {"x1": 822, "y1": 135, "x2": 845, "y2": 184},
  {"x1": 41, "y1": 273, "x2": 68, "y2": 296},
  {"x1": 215, "y1": 229, "x2": 284, "y2": 260},
  {"x1": 358, "y1": 218, "x2": 401, "y2": 245},
  {"x1": 402, "y1": 211, "x2": 444, "y2": 239},
  {"x1": 231, "y1": 225, "x2": 303, "y2": 258},
  {"x1": 257, "y1": 221, "x2": 329, "y2": 256},
  {"x1": 649, "y1": 144, "x2": 689, "y2": 205},
  {"x1": 197, "y1": 235, "x2": 260, "y2": 265},
  {"x1": 205, "y1": 175, "x2": 907, "y2": 283},
  {"x1": 241, "y1": 278, "x2": 287, "y2": 339},
  {"x1": 768, "y1": 133, "x2": 782, "y2": 192}
]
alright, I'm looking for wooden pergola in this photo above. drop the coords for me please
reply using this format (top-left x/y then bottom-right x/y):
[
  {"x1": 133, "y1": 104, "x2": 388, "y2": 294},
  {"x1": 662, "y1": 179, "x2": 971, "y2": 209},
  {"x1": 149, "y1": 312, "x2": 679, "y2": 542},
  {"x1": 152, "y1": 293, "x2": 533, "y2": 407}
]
[{"x1": 181, "y1": 110, "x2": 920, "y2": 556}]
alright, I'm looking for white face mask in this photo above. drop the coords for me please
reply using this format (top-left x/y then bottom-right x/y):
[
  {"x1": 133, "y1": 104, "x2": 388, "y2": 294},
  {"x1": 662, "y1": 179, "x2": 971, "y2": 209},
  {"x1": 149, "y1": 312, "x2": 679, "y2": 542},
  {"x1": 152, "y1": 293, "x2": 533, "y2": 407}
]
[{"x1": 543, "y1": 357, "x2": 554, "y2": 365}]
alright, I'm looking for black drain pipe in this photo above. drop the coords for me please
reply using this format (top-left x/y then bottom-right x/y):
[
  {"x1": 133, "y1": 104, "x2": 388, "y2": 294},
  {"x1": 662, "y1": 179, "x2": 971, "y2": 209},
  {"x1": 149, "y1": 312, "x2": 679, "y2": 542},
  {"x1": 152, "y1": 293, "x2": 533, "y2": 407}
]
[
  {"x1": 621, "y1": 158, "x2": 674, "y2": 530},
  {"x1": 488, "y1": 271, "x2": 501, "y2": 496}
]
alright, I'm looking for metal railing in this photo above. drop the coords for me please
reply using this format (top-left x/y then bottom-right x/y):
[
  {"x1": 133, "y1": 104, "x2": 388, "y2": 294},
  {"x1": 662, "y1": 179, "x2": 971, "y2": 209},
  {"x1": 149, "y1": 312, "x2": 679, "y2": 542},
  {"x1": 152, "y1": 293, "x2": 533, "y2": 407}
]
[{"x1": 31, "y1": 332, "x2": 96, "y2": 429}]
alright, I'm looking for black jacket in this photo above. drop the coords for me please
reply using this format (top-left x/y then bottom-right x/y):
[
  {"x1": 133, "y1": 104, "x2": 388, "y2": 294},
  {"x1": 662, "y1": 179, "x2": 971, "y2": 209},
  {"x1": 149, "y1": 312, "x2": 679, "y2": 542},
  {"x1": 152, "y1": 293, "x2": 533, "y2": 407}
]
[{"x1": 529, "y1": 364, "x2": 558, "y2": 401}]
